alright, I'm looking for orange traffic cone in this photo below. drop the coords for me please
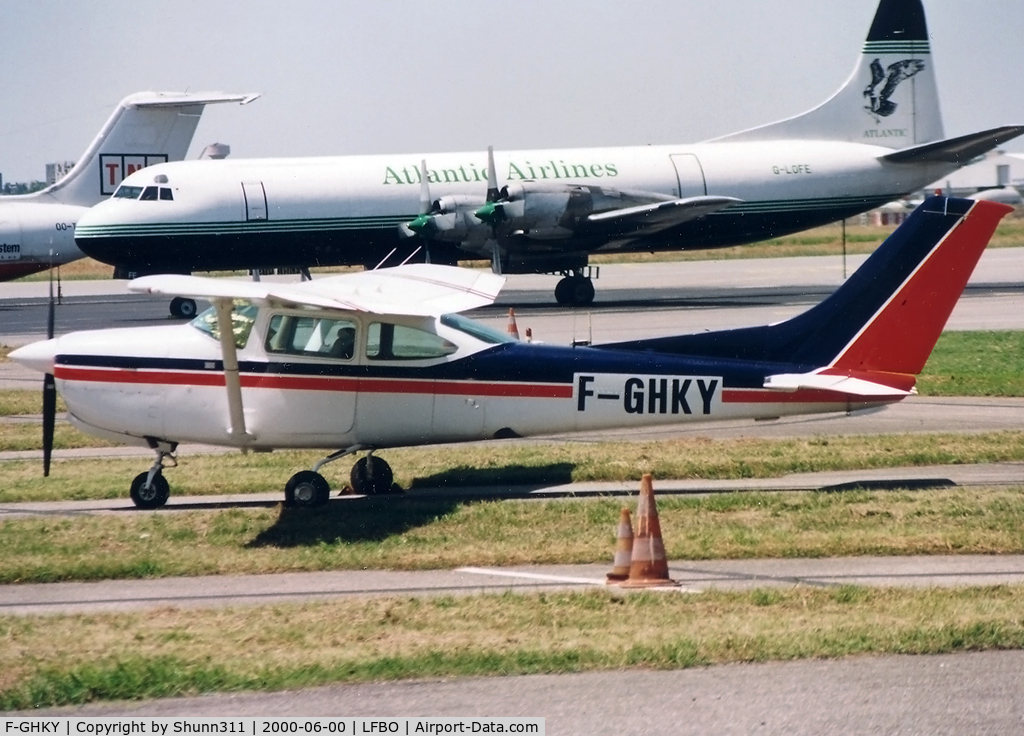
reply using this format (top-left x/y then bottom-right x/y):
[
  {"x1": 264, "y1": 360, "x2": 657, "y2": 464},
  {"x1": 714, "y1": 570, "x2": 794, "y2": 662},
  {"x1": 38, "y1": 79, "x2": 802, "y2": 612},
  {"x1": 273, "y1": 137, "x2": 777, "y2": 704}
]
[
  {"x1": 507, "y1": 308, "x2": 520, "y2": 340},
  {"x1": 621, "y1": 474, "x2": 679, "y2": 588},
  {"x1": 606, "y1": 507, "x2": 634, "y2": 583}
]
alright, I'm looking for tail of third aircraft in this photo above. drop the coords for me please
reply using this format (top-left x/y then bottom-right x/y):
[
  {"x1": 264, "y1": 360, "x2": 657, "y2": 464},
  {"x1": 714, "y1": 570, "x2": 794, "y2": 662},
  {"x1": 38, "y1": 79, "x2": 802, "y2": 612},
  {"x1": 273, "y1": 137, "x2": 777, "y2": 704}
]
[
  {"x1": 37, "y1": 91, "x2": 258, "y2": 208},
  {"x1": 603, "y1": 197, "x2": 1012, "y2": 392},
  {"x1": 711, "y1": 0, "x2": 943, "y2": 147}
]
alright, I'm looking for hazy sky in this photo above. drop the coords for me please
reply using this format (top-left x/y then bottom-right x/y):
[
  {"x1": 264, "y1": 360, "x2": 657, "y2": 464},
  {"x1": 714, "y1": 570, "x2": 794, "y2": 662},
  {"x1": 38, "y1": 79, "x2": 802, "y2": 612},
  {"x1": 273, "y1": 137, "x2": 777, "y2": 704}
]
[{"x1": 1, "y1": 0, "x2": 1022, "y2": 183}]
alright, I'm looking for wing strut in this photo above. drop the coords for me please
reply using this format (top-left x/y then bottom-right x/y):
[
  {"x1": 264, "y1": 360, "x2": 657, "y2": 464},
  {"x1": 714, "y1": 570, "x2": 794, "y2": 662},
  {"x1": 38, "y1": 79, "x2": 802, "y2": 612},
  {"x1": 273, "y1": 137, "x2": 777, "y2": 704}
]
[{"x1": 213, "y1": 298, "x2": 250, "y2": 443}]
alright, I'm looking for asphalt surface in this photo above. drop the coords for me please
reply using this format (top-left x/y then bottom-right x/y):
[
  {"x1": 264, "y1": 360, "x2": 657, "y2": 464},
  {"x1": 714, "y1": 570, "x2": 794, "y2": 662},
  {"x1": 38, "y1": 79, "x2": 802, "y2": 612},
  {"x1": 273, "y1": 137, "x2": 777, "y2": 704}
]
[
  {"x1": 0, "y1": 248, "x2": 1021, "y2": 346},
  {"x1": 4, "y1": 554, "x2": 1024, "y2": 617},
  {"x1": 13, "y1": 651, "x2": 1024, "y2": 734}
]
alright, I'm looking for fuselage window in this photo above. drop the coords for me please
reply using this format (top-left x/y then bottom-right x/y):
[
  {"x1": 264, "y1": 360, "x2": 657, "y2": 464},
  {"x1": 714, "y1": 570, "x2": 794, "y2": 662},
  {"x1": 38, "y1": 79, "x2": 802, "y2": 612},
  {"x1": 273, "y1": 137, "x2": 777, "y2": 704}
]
[
  {"x1": 265, "y1": 314, "x2": 357, "y2": 360},
  {"x1": 113, "y1": 185, "x2": 144, "y2": 199},
  {"x1": 366, "y1": 322, "x2": 457, "y2": 361},
  {"x1": 140, "y1": 186, "x2": 159, "y2": 200}
]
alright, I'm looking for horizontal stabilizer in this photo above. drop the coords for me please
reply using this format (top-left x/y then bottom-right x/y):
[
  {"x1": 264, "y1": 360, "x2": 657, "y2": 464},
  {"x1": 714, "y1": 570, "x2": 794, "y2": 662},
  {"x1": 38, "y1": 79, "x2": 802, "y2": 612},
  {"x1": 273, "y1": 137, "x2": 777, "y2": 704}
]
[
  {"x1": 882, "y1": 126, "x2": 1024, "y2": 164},
  {"x1": 124, "y1": 91, "x2": 261, "y2": 108},
  {"x1": 583, "y1": 196, "x2": 740, "y2": 233},
  {"x1": 129, "y1": 264, "x2": 505, "y2": 316},
  {"x1": 764, "y1": 372, "x2": 913, "y2": 397}
]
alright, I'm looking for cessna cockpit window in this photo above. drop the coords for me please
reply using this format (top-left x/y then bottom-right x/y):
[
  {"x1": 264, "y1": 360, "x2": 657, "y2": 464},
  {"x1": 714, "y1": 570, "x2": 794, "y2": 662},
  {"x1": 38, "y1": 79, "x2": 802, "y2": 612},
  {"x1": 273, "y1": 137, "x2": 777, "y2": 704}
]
[
  {"x1": 366, "y1": 322, "x2": 457, "y2": 361},
  {"x1": 265, "y1": 314, "x2": 357, "y2": 360},
  {"x1": 190, "y1": 300, "x2": 259, "y2": 348}
]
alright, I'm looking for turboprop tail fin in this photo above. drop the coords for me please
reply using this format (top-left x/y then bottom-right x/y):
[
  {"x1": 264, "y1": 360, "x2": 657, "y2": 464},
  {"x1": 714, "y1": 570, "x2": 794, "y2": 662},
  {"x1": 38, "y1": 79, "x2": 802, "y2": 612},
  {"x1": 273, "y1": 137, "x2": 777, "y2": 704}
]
[
  {"x1": 602, "y1": 197, "x2": 1012, "y2": 386},
  {"x1": 711, "y1": 0, "x2": 943, "y2": 147},
  {"x1": 41, "y1": 91, "x2": 259, "y2": 207}
]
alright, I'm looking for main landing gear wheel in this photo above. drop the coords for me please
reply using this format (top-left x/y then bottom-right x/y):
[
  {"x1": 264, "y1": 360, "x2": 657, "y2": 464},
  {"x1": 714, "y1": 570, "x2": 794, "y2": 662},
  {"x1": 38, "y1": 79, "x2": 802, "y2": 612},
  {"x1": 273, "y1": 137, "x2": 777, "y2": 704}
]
[
  {"x1": 130, "y1": 471, "x2": 170, "y2": 509},
  {"x1": 169, "y1": 297, "x2": 198, "y2": 319},
  {"x1": 554, "y1": 275, "x2": 595, "y2": 307},
  {"x1": 285, "y1": 470, "x2": 331, "y2": 508},
  {"x1": 350, "y1": 455, "x2": 395, "y2": 496}
]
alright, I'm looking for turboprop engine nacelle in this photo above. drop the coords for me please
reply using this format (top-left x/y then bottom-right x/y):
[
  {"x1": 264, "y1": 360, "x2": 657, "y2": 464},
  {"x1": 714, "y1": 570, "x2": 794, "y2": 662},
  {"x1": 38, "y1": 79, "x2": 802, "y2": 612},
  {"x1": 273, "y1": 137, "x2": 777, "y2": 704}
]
[{"x1": 484, "y1": 183, "x2": 681, "y2": 242}]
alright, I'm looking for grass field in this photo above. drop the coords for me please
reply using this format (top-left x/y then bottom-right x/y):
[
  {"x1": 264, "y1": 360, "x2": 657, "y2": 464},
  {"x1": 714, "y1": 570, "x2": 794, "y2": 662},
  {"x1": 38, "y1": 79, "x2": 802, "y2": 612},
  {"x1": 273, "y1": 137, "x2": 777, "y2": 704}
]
[
  {"x1": 2, "y1": 483, "x2": 1023, "y2": 583},
  {"x1": 3, "y1": 585, "x2": 1024, "y2": 709}
]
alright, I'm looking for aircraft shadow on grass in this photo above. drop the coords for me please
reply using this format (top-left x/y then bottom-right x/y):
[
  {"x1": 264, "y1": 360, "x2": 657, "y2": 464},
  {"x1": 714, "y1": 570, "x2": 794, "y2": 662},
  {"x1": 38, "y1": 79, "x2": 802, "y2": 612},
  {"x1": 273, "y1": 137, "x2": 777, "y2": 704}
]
[{"x1": 247, "y1": 461, "x2": 576, "y2": 548}]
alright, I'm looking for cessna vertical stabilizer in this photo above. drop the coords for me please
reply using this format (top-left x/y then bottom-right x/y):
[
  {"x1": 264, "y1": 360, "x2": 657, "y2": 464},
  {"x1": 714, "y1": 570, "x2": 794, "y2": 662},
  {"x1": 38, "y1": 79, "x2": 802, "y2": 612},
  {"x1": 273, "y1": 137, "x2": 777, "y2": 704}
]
[
  {"x1": 11, "y1": 197, "x2": 1011, "y2": 507},
  {"x1": 0, "y1": 91, "x2": 258, "y2": 281},
  {"x1": 75, "y1": 0, "x2": 1023, "y2": 306}
]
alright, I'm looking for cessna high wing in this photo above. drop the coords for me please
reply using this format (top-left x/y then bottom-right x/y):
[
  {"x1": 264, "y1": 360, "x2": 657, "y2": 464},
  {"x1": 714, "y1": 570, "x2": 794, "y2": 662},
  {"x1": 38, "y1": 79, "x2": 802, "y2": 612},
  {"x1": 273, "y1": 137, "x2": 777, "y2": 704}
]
[
  {"x1": 74, "y1": 0, "x2": 1023, "y2": 308},
  {"x1": 0, "y1": 90, "x2": 258, "y2": 281},
  {"x1": 11, "y1": 196, "x2": 1011, "y2": 508}
]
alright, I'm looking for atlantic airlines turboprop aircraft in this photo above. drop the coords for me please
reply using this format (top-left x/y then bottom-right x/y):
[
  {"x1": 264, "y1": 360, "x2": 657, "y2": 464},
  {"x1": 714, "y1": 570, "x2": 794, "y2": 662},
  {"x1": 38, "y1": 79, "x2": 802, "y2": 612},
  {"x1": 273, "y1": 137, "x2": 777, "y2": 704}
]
[
  {"x1": 0, "y1": 91, "x2": 258, "y2": 282},
  {"x1": 73, "y1": 0, "x2": 1023, "y2": 308},
  {"x1": 10, "y1": 196, "x2": 1011, "y2": 508}
]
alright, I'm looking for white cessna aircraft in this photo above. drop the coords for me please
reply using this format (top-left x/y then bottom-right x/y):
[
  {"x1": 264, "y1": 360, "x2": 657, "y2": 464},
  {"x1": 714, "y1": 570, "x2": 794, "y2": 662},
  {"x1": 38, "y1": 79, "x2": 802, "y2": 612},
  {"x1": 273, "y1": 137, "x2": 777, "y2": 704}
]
[
  {"x1": 0, "y1": 90, "x2": 258, "y2": 282},
  {"x1": 11, "y1": 196, "x2": 1011, "y2": 508},
  {"x1": 74, "y1": 0, "x2": 1023, "y2": 308}
]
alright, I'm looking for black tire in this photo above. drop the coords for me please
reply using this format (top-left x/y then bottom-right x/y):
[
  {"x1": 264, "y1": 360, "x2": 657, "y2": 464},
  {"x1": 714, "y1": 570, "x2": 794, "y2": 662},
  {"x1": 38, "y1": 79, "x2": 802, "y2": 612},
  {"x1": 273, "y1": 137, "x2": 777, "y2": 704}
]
[
  {"x1": 568, "y1": 276, "x2": 595, "y2": 306},
  {"x1": 169, "y1": 297, "x2": 198, "y2": 319},
  {"x1": 284, "y1": 470, "x2": 331, "y2": 507},
  {"x1": 177, "y1": 298, "x2": 198, "y2": 319},
  {"x1": 554, "y1": 277, "x2": 572, "y2": 305},
  {"x1": 350, "y1": 456, "x2": 394, "y2": 496},
  {"x1": 130, "y1": 471, "x2": 170, "y2": 509}
]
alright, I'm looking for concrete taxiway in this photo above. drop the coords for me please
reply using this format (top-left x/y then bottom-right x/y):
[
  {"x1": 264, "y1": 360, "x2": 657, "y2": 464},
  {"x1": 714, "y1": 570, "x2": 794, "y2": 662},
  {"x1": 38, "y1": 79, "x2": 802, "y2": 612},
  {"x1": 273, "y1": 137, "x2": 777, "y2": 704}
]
[
  {"x1": 3, "y1": 554, "x2": 1024, "y2": 617},
  {"x1": 19, "y1": 651, "x2": 1022, "y2": 733}
]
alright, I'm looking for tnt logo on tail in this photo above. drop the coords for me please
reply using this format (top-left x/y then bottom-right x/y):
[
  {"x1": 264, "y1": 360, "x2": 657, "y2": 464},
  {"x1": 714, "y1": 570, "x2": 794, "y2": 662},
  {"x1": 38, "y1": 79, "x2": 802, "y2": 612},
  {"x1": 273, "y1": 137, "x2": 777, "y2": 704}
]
[{"x1": 99, "y1": 154, "x2": 168, "y2": 195}]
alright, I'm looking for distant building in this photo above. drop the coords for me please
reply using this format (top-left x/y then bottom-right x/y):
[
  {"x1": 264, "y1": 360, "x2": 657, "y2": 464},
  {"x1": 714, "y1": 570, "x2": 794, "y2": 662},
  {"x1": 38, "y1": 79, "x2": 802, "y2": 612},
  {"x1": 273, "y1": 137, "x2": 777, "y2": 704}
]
[
  {"x1": 928, "y1": 150, "x2": 1024, "y2": 199},
  {"x1": 45, "y1": 161, "x2": 76, "y2": 185}
]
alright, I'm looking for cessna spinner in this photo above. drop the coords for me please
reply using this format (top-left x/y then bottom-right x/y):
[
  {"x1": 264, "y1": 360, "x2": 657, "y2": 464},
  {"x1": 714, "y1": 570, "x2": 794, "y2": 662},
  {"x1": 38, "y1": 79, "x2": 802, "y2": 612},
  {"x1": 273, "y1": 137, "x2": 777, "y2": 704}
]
[
  {"x1": 0, "y1": 91, "x2": 258, "y2": 283},
  {"x1": 74, "y1": 0, "x2": 1023, "y2": 308},
  {"x1": 11, "y1": 196, "x2": 1011, "y2": 508}
]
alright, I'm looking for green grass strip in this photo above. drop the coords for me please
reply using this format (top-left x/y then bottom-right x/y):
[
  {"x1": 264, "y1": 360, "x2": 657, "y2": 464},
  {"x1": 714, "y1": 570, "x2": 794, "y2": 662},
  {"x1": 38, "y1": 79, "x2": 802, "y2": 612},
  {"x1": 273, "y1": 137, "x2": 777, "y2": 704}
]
[{"x1": 3, "y1": 586, "x2": 1024, "y2": 709}]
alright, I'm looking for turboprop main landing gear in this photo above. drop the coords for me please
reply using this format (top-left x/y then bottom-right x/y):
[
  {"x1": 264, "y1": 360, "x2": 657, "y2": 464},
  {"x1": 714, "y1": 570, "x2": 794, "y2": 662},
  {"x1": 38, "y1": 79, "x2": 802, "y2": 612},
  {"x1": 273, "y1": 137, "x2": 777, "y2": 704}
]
[
  {"x1": 283, "y1": 447, "x2": 399, "y2": 508},
  {"x1": 553, "y1": 268, "x2": 598, "y2": 307},
  {"x1": 169, "y1": 296, "x2": 198, "y2": 319},
  {"x1": 129, "y1": 446, "x2": 177, "y2": 509}
]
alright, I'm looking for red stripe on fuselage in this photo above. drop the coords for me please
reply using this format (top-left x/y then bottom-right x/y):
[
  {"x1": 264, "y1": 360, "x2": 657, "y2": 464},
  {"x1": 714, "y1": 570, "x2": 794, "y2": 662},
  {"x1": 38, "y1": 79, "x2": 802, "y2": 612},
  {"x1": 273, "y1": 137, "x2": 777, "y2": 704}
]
[{"x1": 54, "y1": 365, "x2": 572, "y2": 399}]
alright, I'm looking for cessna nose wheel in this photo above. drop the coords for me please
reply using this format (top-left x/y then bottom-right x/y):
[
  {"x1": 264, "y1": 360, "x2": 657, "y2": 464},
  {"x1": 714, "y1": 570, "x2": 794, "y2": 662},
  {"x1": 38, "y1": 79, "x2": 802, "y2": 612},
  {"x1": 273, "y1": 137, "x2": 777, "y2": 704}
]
[{"x1": 129, "y1": 471, "x2": 170, "y2": 509}]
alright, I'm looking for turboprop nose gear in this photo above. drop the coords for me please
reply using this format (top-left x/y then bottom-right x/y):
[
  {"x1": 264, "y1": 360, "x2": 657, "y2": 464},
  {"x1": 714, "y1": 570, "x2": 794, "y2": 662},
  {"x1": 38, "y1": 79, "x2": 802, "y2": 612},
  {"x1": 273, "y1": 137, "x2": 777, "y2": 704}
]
[{"x1": 554, "y1": 267, "x2": 598, "y2": 306}]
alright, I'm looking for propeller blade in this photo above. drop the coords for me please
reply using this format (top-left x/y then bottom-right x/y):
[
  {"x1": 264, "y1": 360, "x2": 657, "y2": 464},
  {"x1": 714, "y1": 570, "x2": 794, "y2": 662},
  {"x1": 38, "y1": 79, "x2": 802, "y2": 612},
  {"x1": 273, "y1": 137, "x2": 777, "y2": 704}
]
[
  {"x1": 42, "y1": 373, "x2": 55, "y2": 477},
  {"x1": 418, "y1": 159, "x2": 432, "y2": 215},
  {"x1": 43, "y1": 254, "x2": 56, "y2": 476},
  {"x1": 485, "y1": 146, "x2": 500, "y2": 203}
]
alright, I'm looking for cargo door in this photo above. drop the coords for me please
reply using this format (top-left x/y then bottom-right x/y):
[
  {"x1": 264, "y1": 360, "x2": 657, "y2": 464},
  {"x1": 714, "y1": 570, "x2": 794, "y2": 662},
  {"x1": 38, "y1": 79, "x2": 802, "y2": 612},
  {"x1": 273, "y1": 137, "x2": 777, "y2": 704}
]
[
  {"x1": 241, "y1": 181, "x2": 268, "y2": 221},
  {"x1": 669, "y1": 154, "x2": 707, "y2": 198}
]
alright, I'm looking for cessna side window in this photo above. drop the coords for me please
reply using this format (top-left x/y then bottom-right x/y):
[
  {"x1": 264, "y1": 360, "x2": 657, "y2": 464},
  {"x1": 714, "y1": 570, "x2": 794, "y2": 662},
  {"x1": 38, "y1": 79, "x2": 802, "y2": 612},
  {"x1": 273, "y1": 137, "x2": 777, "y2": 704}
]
[
  {"x1": 190, "y1": 300, "x2": 259, "y2": 348},
  {"x1": 440, "y1": 313, "x2": 516, "y2": 344},
  {"x1": 265, "y1": 314, "x2": 357, "y2": 360},
  {"x1": 366, "y1": 322, "x2": 457, "y2": 361}
]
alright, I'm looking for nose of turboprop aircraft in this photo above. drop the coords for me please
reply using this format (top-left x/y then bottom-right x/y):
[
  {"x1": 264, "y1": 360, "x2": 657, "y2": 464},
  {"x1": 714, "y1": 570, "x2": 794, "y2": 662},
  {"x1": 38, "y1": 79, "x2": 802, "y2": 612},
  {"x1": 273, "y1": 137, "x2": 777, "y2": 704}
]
[{"x1": 9, "y1": 338, "x2": 58, "y2": 375}]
